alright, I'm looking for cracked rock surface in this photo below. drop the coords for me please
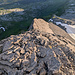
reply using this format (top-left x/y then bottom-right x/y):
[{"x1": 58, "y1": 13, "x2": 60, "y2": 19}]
[
  {"x1": 0, "y1": 29, "x2": 75, "y2": 75},
  {"x1": 0, "y1": 19, "x2": 75, "y2": 75}
]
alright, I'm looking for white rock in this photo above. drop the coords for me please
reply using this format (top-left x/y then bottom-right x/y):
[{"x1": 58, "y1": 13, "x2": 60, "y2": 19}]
[
  {"x1": 0, "y1": 27, "x2": 5, "y2": 31},
  {"x1": 55, "y1": 22, "x2": 62, "y2": 25},
  {"x1": 49, "y1": 19, "x2": 53, "y2": 22}
]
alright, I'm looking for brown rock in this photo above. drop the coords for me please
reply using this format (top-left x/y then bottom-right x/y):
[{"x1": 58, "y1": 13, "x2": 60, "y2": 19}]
[
  {"x1": 29, "y1": 18, "x2": 54, "y2": 34},
  {"x1": 20, "y1": 48, "x2": 25, "y2": 54}
]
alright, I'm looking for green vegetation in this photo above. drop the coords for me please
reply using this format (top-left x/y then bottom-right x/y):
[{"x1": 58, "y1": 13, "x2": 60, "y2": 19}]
[
  {"x1": 0, "y1": 8, "x2": 24, "y2": 15},
  {"x1": 42, "y1": 15, "x2": 52, "y2": 21},
  {"x1": 0, "y1": 0, "x2": 69, "y2": 40},
  {"x1": 0, "y1": 19, "x2": 33, "y2": 39}
]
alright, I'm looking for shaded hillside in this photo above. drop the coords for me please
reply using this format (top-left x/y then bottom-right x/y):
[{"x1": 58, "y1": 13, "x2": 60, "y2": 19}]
[
  {"x1": 0, "y1": 0, "x2": 48, "y2": 5},
  {"x1": 0, "y1": 0, "x2": 68, "y2": 40},
  {"x1": 61, "y1": 0, "x2": 75, "y2": 21}
]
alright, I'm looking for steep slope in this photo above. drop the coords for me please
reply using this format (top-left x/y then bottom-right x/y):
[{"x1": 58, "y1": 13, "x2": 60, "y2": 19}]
[
  {"x1": 0, "y1": 19, "x2": 75, "y2": 75},
  {"x1": 49, "y1": 15, "x2": 75, "y2": 43},
  {"x1": 49, "y1": 22, "x2": 75, "y2": 43}
]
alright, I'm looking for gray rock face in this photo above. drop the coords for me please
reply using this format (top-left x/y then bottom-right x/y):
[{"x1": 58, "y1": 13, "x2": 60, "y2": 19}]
[
  {"x1": 0, "y1": 44, "x2": 3, "y2": 53},
  {"x1": 0, "y1": 19, "x2": 75, "y2": 75},
  {"x1": 0, "y1": 29, "x2": 75, "y2": 75}
]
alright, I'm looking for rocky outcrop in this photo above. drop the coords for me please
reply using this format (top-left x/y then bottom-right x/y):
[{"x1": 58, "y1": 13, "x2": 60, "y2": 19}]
[
  {"x1": 0, "y1": 19, "x2": 75, "y2": 75},
  {"x1": 29, "y1": 18, "x2": 54, "y2": 34}
]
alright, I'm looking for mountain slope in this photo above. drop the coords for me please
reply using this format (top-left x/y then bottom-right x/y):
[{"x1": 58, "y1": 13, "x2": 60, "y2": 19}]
[
  {"x1": 49, "y1": 22, "x2": 75, "y2": 43},
  {"x1": 0, "y1": 19, "x2": 75, "y2": 75},
  {"x1": 61, "y1": 0, "x2": 75, "y2": 21}
]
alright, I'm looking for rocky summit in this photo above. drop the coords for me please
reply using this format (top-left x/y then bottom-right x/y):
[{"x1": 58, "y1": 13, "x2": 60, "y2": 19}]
[{"x1": 0, "y1": 19, "x2": 75, "y2": 75}]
